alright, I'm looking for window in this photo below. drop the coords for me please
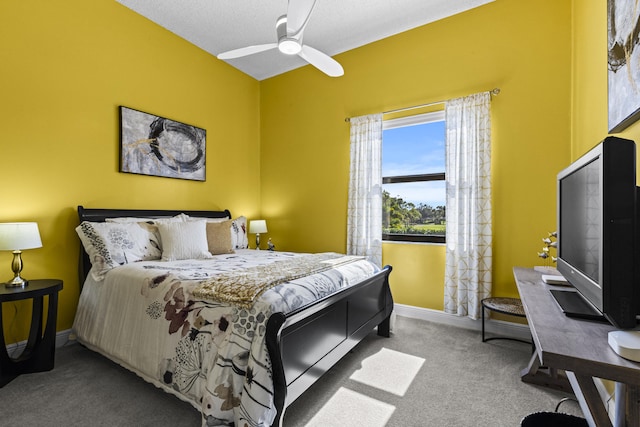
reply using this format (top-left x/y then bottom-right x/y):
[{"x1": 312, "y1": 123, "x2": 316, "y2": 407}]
[{"x1": 382, "y1": 110, "x2": 446, "y2": 243}]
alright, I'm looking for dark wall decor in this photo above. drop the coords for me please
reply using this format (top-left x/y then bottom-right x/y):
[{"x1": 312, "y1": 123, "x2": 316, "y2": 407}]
[
  {"x1": 608, "y1": 1, "x2": 640, "y2": 133},
  {"x1": 120, "y1": 106, "x2": 206, "y2": 181}
]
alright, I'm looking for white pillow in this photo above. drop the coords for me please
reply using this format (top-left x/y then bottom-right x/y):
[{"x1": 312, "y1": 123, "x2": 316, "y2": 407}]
[
  {"x1": 157, "y1": 220, "x2": 213, "y2": 261},
  {"x1": 76, "y1": 221, "x2": 162, "y2": 281},
  {"x1": 184, "y1": 214, "x2": 230, "y2": 223},
  {"x1": 230, "y1": 216, "x2": 249, "y2": 249},
  {"x1": 105, "y1": 217, "x2": 155, "y2": 223},
  {"x1": 106, "y1": 215, "x2": 185, "y2": 223},
  {"x1": 172, "y1": 213, "x2": 191, "y2": 222}
]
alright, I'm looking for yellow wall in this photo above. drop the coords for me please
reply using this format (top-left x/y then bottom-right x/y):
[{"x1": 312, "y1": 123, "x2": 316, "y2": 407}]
[
  {"x1": 2, "y1": 0, "x2": 582, "y2": 343},
  {"x1": 260, "y1": 0, "x2": 572, "y2": 308},
  {"x1": 572, "y1": 0, "x2": 640, "y2": 150},
  {"x1": 0, "y1": 0, "x2": 261, "y2": 341}
]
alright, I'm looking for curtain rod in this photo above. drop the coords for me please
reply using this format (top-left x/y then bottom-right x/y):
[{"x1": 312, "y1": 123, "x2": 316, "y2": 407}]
[{"x1": 344, "y1": 87, "x2": 500, "y2": 122}]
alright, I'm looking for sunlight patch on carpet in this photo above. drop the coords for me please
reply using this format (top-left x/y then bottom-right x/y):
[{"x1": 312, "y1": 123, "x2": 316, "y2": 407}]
[
  {"x1": 304, "y1": 387, "x2": 395, "y2": 427},
  {"x1": 349, "y1": 347, "x2": 425, "y2": 396}
]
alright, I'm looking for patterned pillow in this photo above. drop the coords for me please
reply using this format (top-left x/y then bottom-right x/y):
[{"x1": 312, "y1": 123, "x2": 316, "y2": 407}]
[
  {"x1": 156, "y1": 220, "x2": 213, "y2": 261},
  {"x1": 76, "y1": 221, "x2": 162, "y2": 281},
  {"x1": 230, "y1": 216, "x2": 249, "y2": 249}
]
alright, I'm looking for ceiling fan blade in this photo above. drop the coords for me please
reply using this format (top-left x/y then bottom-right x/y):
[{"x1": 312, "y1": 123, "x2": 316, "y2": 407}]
[
  {"x1": 217, "y1": 43, "x2": 278, "y2": 60},
  {"x1": 299, "y1": 45, "x2": 344, "y2": 77},
  {"x1": 287, "y1": 0, "x2": 317, "y2": 37}
]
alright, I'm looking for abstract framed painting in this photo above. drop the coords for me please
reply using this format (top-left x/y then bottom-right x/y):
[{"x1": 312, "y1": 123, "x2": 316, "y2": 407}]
[
  {"x1": 119, "y1": 106, "x2": 206, "y2": 181},
  {"x1": 608, "y1": 0, "x2": 640, "y2": 133}
]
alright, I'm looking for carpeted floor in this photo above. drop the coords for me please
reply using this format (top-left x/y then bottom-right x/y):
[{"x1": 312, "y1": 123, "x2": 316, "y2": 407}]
[{"x1": 0, "y1": 316, "x2": 583, "y2": 426}]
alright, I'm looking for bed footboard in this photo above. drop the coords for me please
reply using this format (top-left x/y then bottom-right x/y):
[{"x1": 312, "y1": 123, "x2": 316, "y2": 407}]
[{"x1": 266, "y1": 265, "x2": 393, "y2": 427}]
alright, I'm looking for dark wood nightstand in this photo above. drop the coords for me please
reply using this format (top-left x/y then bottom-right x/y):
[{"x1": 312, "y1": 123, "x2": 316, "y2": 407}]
[{"x1": 0, "y1": 279, "x2": 63, "y2": 387}]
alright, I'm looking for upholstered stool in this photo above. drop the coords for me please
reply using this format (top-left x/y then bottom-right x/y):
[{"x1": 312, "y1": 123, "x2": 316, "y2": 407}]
[
  {"x1": 520, "y1": 412, "x2": 588, "y2": 427},
  {"x1": 481, "y1": 297, "x2": 530, "y2": 344}
]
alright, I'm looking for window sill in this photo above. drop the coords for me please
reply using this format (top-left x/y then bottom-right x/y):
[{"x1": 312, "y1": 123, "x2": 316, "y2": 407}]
[{"x1": 382, "y1": 240, "x2": 445, "y2": 246}]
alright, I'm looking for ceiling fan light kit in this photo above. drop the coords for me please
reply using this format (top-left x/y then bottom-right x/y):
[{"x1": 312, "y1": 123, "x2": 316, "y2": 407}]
[
  {"x1": 277, "y1": 17, "x2": 302, "y2": 55},
  {"x1": 278, "y1": 39, "x2": 302, "y2": 55},
  {"x1": 217, "y1": 0, "x2": 343, "y2": 77}
]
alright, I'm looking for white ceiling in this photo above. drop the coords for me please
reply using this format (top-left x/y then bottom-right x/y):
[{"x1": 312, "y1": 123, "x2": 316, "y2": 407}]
[{"x1": 116, "y1": 0, "x2": 494, "y2": 81}]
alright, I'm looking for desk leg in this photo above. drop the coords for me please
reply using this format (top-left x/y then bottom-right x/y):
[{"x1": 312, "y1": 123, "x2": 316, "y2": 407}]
[
  {"x1": 625, "y1": 384, "x2": 640, "y2": 427},
  {"x1": 567, "y1": 372, "x2": 612, "y2": 427},
  {"x1": 520, "y1": 351, "x2": 572, "y2": 392}
]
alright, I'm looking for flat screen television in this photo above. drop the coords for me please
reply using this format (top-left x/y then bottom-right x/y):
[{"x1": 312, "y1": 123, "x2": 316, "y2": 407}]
[{"x1": 555, "y1": 136, "x2": 640, "y2": 329}]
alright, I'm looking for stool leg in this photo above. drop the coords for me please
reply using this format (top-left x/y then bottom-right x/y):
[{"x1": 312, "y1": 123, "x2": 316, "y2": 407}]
[{"x1": 482, "y1": 304, "x2": 486, "y2": 342}]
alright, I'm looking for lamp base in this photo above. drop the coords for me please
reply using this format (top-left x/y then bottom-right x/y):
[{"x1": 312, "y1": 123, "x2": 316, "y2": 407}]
[
  {"x1": 6, "y1": 250, "x2": 28, "y2": 287},
  {"x1": 5, "y1": 276, "x2": 28, "y2": 288}
]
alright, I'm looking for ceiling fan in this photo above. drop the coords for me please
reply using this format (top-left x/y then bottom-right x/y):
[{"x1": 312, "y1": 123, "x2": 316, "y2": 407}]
[{"x1": 217, "y1": 0, "x2": 344, "y2": 77}]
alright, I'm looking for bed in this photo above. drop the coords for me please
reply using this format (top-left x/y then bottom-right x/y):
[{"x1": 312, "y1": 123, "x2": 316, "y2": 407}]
[{"x1": 72, "y1": 206, "x2": 393, "y2": 427}]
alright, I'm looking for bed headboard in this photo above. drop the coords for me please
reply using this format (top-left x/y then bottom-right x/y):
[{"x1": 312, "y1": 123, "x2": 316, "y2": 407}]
[{"x1": 77, "y1": 205, "x2": 232, "y2": 286}]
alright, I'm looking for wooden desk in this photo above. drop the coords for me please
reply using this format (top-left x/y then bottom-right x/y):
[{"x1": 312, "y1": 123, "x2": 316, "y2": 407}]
[{"x1": 513, "y1": 267, "x2": 640, "y2": 427}]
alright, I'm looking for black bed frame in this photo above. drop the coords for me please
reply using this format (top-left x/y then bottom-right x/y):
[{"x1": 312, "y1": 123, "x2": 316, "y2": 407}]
[{"x1": 77, "y1": 206, "x2": 393, "y2": 426}]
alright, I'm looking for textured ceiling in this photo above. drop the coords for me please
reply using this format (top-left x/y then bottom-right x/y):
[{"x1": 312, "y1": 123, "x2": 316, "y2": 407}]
[{"x1": 116, "y1": 0, "x2": 494, "y2": 81}]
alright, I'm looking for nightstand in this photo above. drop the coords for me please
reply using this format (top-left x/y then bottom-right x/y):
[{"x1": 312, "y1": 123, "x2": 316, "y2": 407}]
[{"x1": 0, "y1": 279, "x2": 63, "y2": 387}]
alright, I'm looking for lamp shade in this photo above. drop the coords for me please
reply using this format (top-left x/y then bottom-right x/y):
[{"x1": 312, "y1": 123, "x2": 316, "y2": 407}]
[
  {"x1": 0, "y1": 222, "x2": 43, "y2": 251},
  {"x1": 249, "y1": 220, "x2": 268, "y2": 234}
]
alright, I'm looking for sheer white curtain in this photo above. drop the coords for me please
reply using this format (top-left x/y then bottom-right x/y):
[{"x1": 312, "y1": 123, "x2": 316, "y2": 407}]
[
  {"x1": 443, "y1": 92, "x2": 492, "y2": 319},
  {"x1": 347, "y1": 114, "x2": 383, "y2": 267}
]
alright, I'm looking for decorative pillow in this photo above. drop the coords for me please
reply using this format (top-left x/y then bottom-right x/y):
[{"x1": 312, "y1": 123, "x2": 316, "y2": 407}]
[
  {"x1": 156, "y1": 220, "x2": 213, "y2": 261},
  {"x1": 76, "y1": 221, "x2": 162, "y2": 281},
  {"x1": 230, "y1": 216, "x2": 248, "y2": 249},
  {"x1": 206, "y1": 220, "x2": 235, "y2": 255}
]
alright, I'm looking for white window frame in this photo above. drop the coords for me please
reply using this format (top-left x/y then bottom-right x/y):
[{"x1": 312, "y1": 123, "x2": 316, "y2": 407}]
[{"x1": 382, "y1": 110, "x2": 446, "y2": 244}]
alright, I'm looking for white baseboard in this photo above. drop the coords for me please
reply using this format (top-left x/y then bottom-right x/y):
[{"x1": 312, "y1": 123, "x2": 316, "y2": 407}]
[
  {"x1": 4, "y1": 329, "x2": 73, "y2": 357},
  {"x1": 394, "y1": 303, "x2": 531, "y2": 342}
]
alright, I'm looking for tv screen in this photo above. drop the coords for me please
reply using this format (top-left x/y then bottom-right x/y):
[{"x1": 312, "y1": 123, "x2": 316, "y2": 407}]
[
  {"x1": 559, "y1": 158, "x2": 600, "y2": 286},
  {"x1": 556, "y1": 136, "x2": 639, "y2": 329}
]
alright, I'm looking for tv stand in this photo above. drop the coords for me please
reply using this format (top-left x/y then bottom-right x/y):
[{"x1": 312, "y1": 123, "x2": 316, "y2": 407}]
[
  {"x1": 549, "y1": 289, "x2": 606, "y2": 322},
  {"x1": 514, "y1": 267, "x2": 640, "y2": 427}
]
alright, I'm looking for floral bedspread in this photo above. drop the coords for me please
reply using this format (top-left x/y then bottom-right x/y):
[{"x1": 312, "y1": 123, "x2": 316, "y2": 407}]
[{"x1": 72, "y1": 249, "x2": 379, "y2": 427}]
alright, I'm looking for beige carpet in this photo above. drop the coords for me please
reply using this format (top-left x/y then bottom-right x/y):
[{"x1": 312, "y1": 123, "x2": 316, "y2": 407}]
[{"x1": 1, "y1": 316, "x2": 584, "y2": 426}]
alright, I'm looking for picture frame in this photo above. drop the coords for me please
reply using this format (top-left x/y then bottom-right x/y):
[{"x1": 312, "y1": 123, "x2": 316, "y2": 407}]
[
  {"x1": 607, "y1": 0, "x2": 640, "y2": 133},
  {"x1": 119, "y1": 106, "x2": 206, "y2": 181}
]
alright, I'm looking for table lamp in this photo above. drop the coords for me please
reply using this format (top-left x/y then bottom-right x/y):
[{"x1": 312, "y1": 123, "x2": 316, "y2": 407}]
[
  {"x1": 0, "y1": 222, "x2": 43, "y2": 287},
  {"x1": 249, "y1": 220, "x2": 268, "y2": 250}
]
